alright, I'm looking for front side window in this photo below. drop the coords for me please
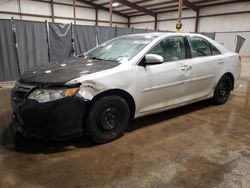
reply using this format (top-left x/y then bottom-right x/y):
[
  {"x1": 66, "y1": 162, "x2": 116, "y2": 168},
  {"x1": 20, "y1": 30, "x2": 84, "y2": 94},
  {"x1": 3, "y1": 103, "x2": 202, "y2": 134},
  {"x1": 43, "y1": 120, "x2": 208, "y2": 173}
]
[
  {"x1": 85, "y1": 36, "x2": 155, "y2": 63},
  {"x1": 149, "y1": 36, "x2": 186, "y2": 62},
  {"x1": 187, "y1": 37, "x2": 212, "y2": 57}
]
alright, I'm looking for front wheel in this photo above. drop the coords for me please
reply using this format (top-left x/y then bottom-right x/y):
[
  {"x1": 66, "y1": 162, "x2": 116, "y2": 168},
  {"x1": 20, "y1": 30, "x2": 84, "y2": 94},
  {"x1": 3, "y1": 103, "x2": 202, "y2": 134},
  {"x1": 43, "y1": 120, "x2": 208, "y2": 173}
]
[
  {"x1": 85, "y1": 95, "x2": 130, "y2": 144},
  {"x1": 213, "y1": 75, "x2": 232, "y2": 105}
]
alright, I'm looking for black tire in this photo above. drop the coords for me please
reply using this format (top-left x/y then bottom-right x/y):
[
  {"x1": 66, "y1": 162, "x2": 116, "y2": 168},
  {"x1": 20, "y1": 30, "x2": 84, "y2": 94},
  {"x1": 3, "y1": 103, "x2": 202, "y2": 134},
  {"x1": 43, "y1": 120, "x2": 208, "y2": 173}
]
[
  {"x1": 86, "y1": 95, "x2": 130, "y2": 144},
  {"x1": 213, "y1": 75, "x2": 232, "y2": 105}
]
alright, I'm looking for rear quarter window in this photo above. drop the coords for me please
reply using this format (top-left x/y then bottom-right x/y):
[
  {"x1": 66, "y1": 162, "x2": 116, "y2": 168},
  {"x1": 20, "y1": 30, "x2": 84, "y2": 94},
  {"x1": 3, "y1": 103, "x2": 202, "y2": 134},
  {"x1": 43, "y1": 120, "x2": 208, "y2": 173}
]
[{"x1": 211, "y1": 44, "x2": 221, "y2": 55}]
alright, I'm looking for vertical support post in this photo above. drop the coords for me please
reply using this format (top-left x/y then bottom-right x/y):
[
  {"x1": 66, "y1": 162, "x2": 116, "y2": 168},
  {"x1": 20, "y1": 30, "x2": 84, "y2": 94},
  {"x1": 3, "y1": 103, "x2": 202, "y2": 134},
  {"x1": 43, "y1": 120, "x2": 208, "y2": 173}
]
[
  {"x1": 154, "y1": 14, "x2": 157, "y2": 30},
  {"x1": 115, "y1": 25, "x2": 117, "y2": 37},
  {"x1": 45, "y1": 20, "x2": 51, "y2": 62},
  {"x1": 51, "y1": 0, "x2": 55, "y2": 23},
  {"x1": 109, "y1": 0, "x2": 113, "y2": 27},
  {"x1": 95, "y1": 26, "x2": 99, "y2": 46},
  {"x1": 17, "y1": 0, "x2": 22, "y2": 20},
  {"x1": 11, "y1": 17, "x2": 21, "y2": 76},
  {"x1": 128, "y1": 17, "x2": 130, "y2": 28},
  {"x1": 176, "y1": 0, "x2": 183, "y2": 32},
  {"x1": 195, "y1": 8, "x2": 199, "y2": 33},
  {"x1": 95, "y1": 8, "x2": 98, "y2": 26},
  {"x1": 73, "y1": 0, "x2": 76, "y2": 25},
  {"x1": 71, "y1": 22, "x2": 75, "y2": 57}
]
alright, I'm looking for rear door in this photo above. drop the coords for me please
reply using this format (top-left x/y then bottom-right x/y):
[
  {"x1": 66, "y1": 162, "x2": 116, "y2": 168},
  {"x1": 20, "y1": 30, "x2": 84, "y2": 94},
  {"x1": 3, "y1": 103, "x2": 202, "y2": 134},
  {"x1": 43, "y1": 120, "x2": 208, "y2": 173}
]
[{"x1": 186, "y1": 36, "x2": 226, "y2": 100}]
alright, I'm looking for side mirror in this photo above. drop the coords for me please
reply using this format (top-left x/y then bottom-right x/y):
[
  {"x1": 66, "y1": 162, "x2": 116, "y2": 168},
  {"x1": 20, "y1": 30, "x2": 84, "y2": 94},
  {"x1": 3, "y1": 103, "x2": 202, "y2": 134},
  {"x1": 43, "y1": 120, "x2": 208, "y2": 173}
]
[{"x1": 145, "y1": 54, "x2": 164, "y2": 65}]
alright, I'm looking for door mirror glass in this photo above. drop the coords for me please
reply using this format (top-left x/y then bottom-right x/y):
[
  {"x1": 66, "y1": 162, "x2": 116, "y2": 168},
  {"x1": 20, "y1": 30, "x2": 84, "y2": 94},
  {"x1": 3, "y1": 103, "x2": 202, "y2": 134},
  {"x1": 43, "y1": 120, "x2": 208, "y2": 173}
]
[{"x1": 145, "y1": 54, "x2": 164, "y2": 64}]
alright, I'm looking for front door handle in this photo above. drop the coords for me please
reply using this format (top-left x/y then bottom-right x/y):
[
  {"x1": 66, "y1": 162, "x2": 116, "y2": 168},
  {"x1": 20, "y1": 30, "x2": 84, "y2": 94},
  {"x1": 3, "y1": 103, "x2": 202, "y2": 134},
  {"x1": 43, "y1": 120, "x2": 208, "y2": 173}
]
[{"x1": 180, "y1": 65, "x2": 192, "y2": 71}]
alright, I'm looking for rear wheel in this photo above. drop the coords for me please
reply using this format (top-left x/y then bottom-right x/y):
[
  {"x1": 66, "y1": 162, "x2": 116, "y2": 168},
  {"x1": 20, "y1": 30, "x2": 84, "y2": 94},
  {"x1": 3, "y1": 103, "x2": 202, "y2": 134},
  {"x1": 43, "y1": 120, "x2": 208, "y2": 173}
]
[
  {"x1": 213, "y1": 75, "x2": 232, "y2": 105},
  {"x1": 86, "y1": 95, "x2": 130, "y2": 144}
]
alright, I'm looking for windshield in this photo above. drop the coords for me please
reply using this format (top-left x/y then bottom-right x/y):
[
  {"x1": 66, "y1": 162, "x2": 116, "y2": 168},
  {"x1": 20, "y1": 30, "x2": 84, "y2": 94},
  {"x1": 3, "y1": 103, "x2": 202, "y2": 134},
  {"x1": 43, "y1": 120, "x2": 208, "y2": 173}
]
[{"x1": 85, "y1": 36, "x2": 154, "y2": 63}]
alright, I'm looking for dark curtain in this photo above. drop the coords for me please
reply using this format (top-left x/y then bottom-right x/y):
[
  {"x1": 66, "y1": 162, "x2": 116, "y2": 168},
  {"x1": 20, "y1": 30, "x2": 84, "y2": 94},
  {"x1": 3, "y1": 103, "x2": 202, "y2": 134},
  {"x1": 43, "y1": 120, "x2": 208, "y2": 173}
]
[
  {"x1": 96, "y1": 26, "x2": 116, "y2": 44},
  {"x1": 147, "y1": 29, "x2": 156, "y2": 33},
  {"x1": 117, "y1": 27, "x2": 132, "y2": 37},
  {"x1": 15, "y1": 20, "x2": 49, "y2": 73},
  {"x1": 73, "y1": 25, "x2": 97, "y2": 55},
  {"x1": 0, "y1": 19, "x2": 19, "y2": 81},
  {"x1": 49, "y1": 23, "x2": 72, "y2": 63},
  {"x1": 132, "y1": 28, "x2": 147, "y2": 34}
]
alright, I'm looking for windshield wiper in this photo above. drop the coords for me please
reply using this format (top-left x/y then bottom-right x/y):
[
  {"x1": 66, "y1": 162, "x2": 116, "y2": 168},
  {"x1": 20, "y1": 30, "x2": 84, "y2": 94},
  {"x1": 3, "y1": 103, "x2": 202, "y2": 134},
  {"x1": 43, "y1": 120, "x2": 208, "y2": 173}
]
[
  {"x1": 76, "y1": 53, "x2": 85, "y2": 58},
  {"x1": 89, "y1": 56, "x2": 105, "y2": 61}
]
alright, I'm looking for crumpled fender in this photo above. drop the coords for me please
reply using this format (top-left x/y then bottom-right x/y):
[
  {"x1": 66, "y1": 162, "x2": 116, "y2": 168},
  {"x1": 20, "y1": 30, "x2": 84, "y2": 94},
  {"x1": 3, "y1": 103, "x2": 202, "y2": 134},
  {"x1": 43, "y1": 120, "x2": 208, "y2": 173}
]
[{"x1": 76, "y1": 80, "x2": 108, "y2": 100}]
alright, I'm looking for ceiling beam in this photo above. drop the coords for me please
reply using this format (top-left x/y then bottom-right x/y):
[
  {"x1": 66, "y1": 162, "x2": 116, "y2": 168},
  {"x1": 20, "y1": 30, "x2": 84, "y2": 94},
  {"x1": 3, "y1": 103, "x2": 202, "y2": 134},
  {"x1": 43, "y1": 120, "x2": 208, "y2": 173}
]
[
  {"x1": 129, "y1": 7, "x2": 190, "y2": 17},
  {"x1": 182, "y1": 0, "x2": 199, "y2": 12},
  {"x1": 193, "y1": 0, "x2": 220, "y2": 5},
  {"x1": 125, "y1": 4, "x2": 180, "y2": 15},
  {"x1": 120, "y1": 0, "x2": 178, "y2": 13},
  {"x1": 99, "y1": 0, "x2": 154, "y2": 7},
  {"x1": 199, "y1": 0, "x2": 250, "y2": 7},
  {"x1": 77, "y1": 0, "x2": 128, "y2": 18},
  {"x1": 116, "y1": 0, "x2": 157, "y2": 17}
]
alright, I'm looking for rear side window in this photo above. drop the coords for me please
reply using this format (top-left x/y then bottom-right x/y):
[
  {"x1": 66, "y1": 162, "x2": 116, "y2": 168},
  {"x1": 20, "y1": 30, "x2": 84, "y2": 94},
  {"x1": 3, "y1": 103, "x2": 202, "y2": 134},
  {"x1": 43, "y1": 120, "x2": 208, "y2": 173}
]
[
  {"x1": 149, "y1": 36, "x2": 186, "y2": 62},
  {"x1": 211, "y1": 45, "x2": 221, "y2": 55},
  {"x1": 187, "y1": 37, "x2": 212, "y2": 57}
]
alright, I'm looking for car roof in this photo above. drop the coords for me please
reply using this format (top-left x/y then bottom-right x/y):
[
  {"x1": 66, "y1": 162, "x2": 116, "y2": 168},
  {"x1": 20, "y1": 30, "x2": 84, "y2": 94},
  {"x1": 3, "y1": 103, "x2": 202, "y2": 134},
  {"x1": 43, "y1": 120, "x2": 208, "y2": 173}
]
[{"x1": 123, "y1": 32, "x2": 206, "y2": 38}]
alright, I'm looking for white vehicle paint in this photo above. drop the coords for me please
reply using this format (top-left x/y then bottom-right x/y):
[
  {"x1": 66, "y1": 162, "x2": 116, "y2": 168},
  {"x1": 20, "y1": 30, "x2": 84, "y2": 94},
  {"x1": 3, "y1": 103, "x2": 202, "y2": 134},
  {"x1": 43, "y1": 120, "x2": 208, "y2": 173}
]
[{"x1": 68, "y1": 33, "x2": 241, "y2": 119}]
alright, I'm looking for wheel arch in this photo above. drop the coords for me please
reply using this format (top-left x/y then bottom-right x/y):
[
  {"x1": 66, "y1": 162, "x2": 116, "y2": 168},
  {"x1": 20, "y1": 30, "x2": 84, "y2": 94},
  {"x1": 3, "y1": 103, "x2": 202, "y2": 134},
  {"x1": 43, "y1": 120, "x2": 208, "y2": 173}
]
[
  {"x1": 223, "y1": 72, "x2": 235, "y2": 90},
  {"x1": 89, "y1": 89, "x2": 136, "y2": 122}
]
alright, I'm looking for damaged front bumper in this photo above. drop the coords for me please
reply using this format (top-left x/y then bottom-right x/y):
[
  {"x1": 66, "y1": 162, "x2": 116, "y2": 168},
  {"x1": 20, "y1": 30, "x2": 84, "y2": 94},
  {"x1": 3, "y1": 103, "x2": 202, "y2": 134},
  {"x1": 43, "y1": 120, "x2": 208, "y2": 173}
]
[{"x1": 11, "y1": 89, "x2": 86, "y2": 140}]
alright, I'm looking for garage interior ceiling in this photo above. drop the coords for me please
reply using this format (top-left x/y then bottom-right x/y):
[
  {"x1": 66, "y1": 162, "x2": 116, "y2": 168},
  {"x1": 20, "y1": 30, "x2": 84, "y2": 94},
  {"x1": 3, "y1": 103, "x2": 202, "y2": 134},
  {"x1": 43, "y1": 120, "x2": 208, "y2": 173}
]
[{"x1": 79, "y1": 0, "x2": 249, "y2": 17}]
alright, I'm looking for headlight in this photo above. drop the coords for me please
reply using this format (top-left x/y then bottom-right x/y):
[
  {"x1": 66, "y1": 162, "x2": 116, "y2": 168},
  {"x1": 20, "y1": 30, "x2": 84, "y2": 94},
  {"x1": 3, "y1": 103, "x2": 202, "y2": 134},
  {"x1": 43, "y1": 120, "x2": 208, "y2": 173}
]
[{"x1": 28, "y1": 88, "x2": 78, "y2": 103}]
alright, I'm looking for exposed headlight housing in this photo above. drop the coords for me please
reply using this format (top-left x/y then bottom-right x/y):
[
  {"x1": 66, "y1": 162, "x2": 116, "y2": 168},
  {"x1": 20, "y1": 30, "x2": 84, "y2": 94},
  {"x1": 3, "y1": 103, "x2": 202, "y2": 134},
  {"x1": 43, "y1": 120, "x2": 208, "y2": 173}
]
[{"x1": 28, "y1": 88, "x2": 78, "y2": 103}]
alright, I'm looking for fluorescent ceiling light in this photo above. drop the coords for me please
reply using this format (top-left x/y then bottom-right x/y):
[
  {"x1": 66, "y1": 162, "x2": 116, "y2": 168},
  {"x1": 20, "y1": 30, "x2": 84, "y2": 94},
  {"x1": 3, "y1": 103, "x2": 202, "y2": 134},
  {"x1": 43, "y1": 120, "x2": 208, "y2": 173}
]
[{"x1": 112, "y1": 2, "x2": 120, "y2": 7}]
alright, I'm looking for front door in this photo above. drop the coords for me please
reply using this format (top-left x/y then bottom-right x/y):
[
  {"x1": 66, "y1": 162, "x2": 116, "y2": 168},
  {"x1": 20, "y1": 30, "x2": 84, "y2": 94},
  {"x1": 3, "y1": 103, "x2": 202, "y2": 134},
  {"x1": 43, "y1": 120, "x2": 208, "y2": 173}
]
[{"x1": 136, "y1": 36, "x2": 192, "y2": 115}]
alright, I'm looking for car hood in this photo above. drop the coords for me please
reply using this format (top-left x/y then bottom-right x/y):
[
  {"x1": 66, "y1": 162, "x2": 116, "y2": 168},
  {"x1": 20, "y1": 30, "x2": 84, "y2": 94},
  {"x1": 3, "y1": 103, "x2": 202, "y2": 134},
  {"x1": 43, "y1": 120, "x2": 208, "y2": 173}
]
[{"x1": 19, "y1": 58, "x2": 120, "y2": 85}]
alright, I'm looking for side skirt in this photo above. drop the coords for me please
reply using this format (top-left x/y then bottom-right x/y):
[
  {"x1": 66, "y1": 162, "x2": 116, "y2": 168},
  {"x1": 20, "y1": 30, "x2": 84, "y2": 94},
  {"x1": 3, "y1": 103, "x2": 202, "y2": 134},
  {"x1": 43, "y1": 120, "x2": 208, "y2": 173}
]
[{"x1": 135, "y1": 94, "x2": 214, "y2": 119}]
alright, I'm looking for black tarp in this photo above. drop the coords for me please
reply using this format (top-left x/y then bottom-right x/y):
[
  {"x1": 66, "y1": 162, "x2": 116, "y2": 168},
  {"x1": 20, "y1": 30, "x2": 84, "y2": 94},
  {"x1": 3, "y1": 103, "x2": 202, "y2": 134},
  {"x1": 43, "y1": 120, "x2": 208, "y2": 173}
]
[
  {"x1": 132, "y1": 28, "x2": 147, "y2": 34},
  {"x1": 15, "y1": 20, "x2": 49, "y2": 73},
  {"x1": 0, "y1": 19, "x2": 19, "y2": 81},
  {"x1": 73, "y1": 25, "x2": 97, "y2": 55},
  {"x1": 96, "y1": 26, "x2": 116, "y2": 44},
  {"x1": 49, "y1": 23, "x2": 72, "y2": 63},
  {"x1": 117, "y1": 27, "x2": 132, "y2": 37}
]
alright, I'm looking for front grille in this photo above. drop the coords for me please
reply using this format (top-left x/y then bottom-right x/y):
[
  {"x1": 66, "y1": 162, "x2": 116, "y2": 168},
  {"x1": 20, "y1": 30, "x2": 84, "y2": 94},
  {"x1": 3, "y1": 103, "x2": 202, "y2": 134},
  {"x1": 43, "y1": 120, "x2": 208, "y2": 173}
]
[{"x1": 14, "y1": 82, "x2": 37, "y2": 98}]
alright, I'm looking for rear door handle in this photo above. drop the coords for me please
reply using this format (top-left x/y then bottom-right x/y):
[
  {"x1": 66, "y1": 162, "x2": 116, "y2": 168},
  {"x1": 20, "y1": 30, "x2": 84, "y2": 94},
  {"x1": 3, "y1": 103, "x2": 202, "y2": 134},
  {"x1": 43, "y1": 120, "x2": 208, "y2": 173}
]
[{"x1": 218, "y1": 60, "x2": 224, "y2": 64}]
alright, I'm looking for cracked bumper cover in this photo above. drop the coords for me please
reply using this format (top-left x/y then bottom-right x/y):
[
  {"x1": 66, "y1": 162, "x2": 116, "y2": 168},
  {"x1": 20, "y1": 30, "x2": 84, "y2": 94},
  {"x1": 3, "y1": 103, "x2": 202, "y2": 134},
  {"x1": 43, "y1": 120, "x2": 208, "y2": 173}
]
[{"x1": 11, "y1": 89, "x2": 86, "y2": 140}]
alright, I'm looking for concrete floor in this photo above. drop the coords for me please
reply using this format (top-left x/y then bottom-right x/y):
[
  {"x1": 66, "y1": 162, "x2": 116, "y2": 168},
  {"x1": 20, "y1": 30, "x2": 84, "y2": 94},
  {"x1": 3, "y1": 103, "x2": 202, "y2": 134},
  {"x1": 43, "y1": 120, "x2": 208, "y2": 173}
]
[{"x1": 0, "y1": 58, "x2": 250, "y2": 188}]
